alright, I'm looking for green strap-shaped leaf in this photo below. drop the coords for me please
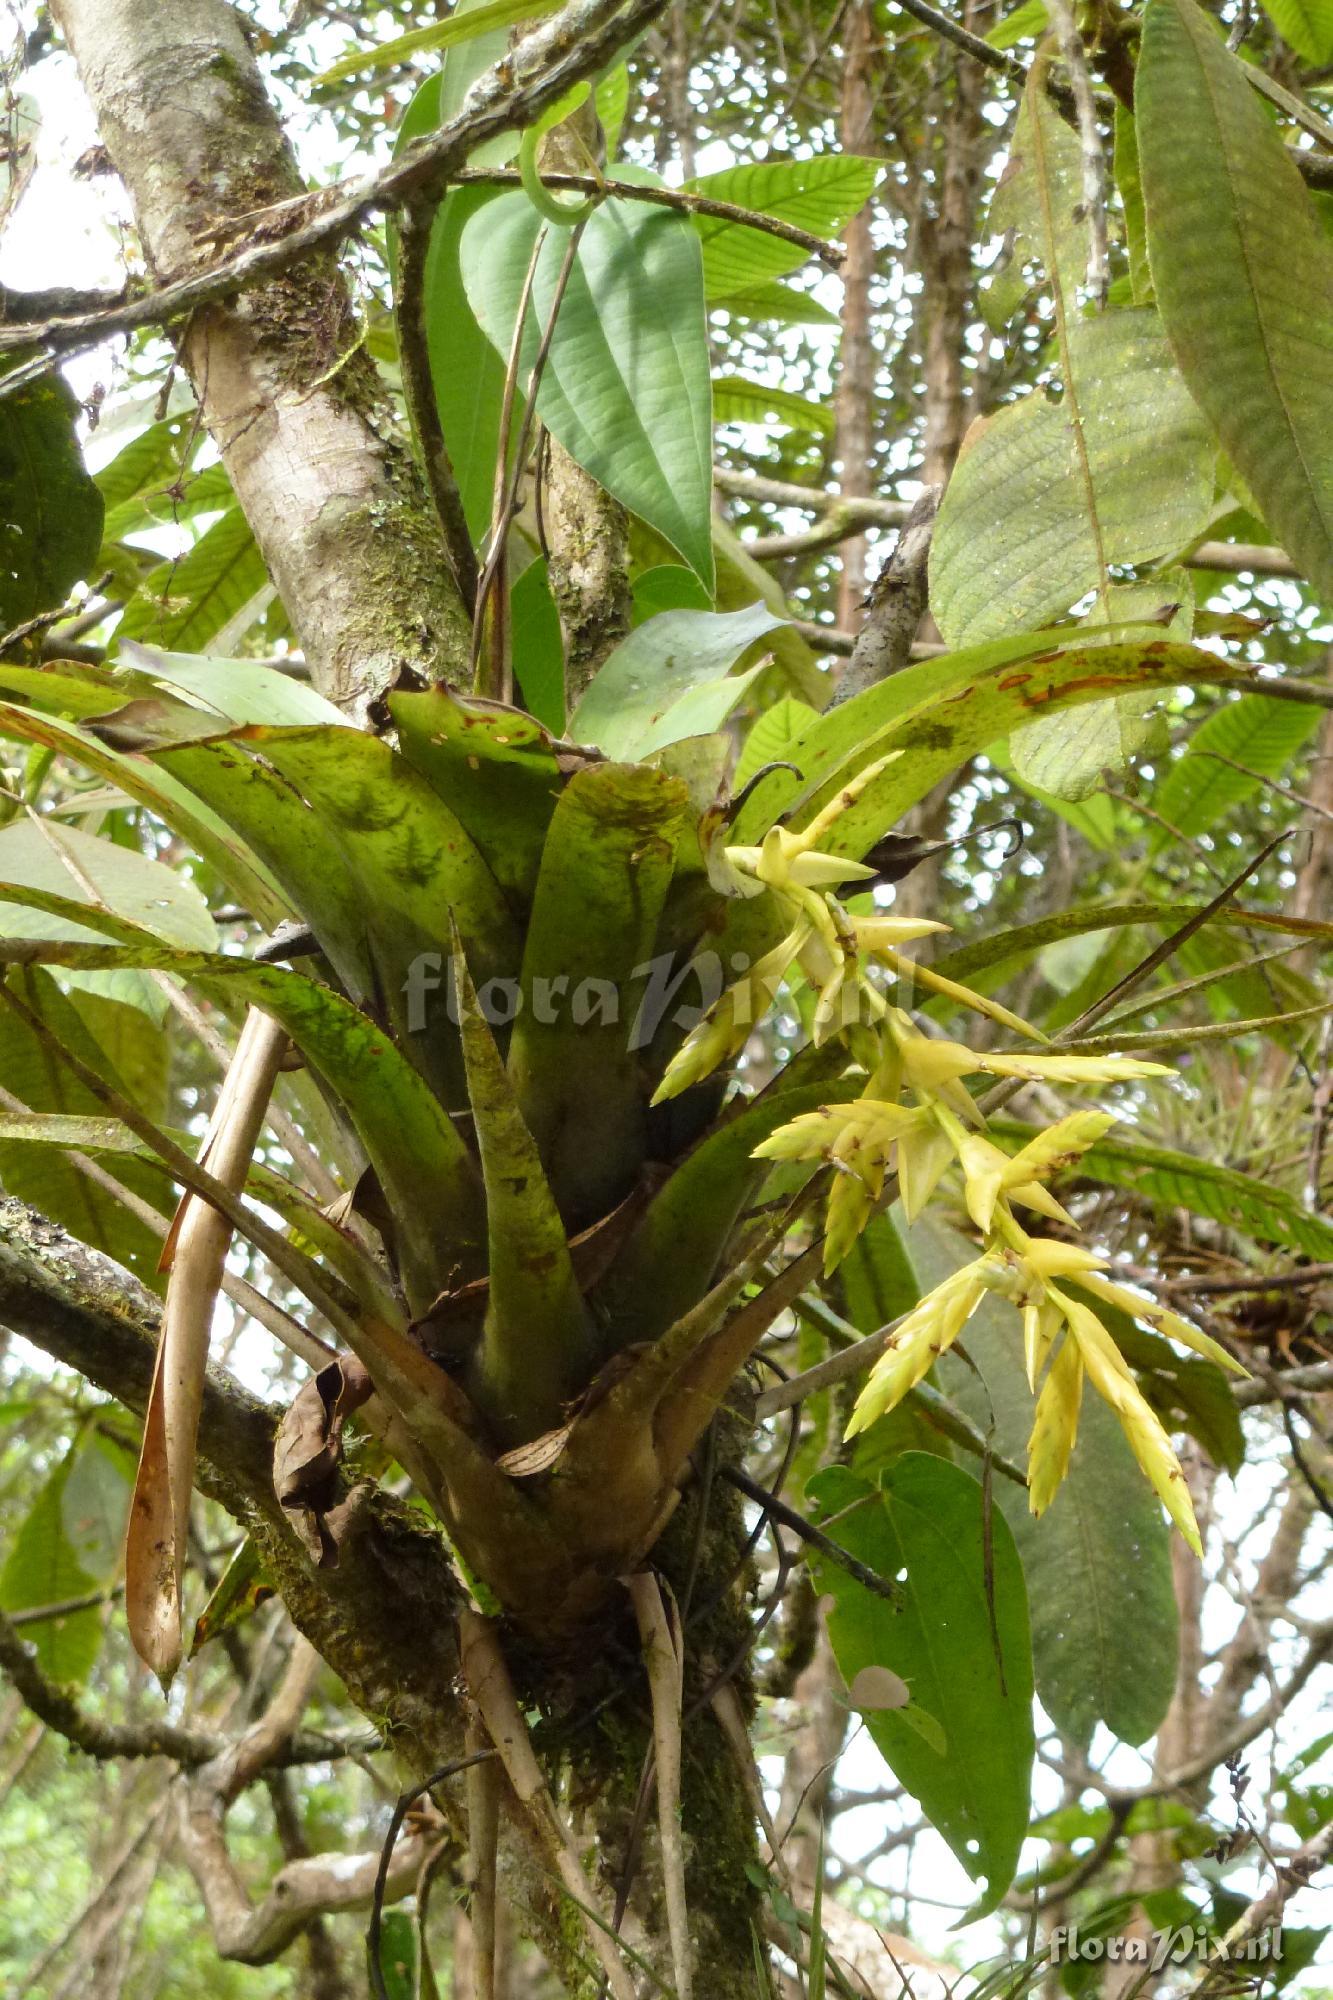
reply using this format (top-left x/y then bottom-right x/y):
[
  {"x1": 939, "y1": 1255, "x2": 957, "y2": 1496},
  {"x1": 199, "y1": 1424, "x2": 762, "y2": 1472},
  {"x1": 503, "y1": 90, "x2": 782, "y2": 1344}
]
[
  {"x1": 733, "y1": 627, "x2": 1121, "y2": 840},
  {"x1": 460, "y1": 180, "x2": 715, "y2": 586},
  {"x1": 0, "y1": 367, "x2": 103, "y2": 629},
  {"x1": 156, "y1": 725, "x2": 519, "y2": 1106},
  {"x1": 594, "y1": 1071, "x2": 860, "y2": 1348},
  {"x1": 452, "y1": 941, "x2": 591, "y2": 1445},
  {"x1": 934, "y1": 897, "x2": 1333, "y2": 989},
  {"x1": 1137, "y1": 0, "x2": 1333, "y2": 602},
  {"x1": 389, "y1": 686, "x2": 564, "y2": 907},
  {"x1": 746, "y1": 639, "x2": 1236, "y2": 866},
  {"x1": 0, "y1": 701, "x2": 288, "y2": 927},
  {"x1": 808, "y1": 1456, "x2": 1035, "y2": 1916},
  {"x1": 930, "y1": 312, "x2": 1215, "y2": 648},
  {"x1": 507, "y1": 762, "x2": 690, "y2": 1222},
  {"x1": 317, "y1": 0, "x2": 560, "y2": 83},
  {"x1": 0, "y1": 911, "x2": 484, "y2": 1310}
]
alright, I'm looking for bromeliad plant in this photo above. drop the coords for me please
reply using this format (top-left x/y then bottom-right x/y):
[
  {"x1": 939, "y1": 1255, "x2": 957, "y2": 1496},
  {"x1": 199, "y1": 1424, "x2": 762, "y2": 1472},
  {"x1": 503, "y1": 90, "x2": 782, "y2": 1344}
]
[{"x1": 0, "y1": 629, "x2": 1248, "y2": 1666}]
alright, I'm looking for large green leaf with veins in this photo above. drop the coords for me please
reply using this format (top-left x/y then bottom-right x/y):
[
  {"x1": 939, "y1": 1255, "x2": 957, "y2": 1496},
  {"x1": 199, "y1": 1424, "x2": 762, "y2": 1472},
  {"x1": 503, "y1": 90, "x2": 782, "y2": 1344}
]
[
  {"x1": 116, "y1": 506, "x2": 268, "y2": 653},
  {"x1": 460, "y1": 178, "x2": 714, "y2": 586},
  {"x1": 688, "y1": 154, "x2": 881, "y2": 296},
  {"x1": 0, "y1": 1435, "x2": 130, "y2": 1686},
  {"x1": 569, "y1": 602, "x2": 786, "y2": 759},
  {"x1": 0, "y1": 701, "x2": 288, "y2": 927},
  {"x1": 1152, "y1": 693, "x2": 1320, "y2": 842},
  {"x1": 930, "y1": 311, "x2": 1215, "y2": 648},
  {"x1": 808, "y1": 1456, "x2": 1034, "y2": 1916},
  {"x1": 1137, "y1": 0, "x2": 1333, "y2": 602}
]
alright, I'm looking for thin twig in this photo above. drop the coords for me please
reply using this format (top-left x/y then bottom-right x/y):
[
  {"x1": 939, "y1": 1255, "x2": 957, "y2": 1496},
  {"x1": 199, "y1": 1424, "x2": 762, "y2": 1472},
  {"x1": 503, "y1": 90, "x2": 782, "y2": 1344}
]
[
  {"x1": 887, "y1": 0, "x2": 1026, "y2": 82},
  {"x1": 722, "y1": 1466, "x2": 902, "y2": 1604},
  {"x1": 472, "y1": 225, "x2": 585, "y2": 692}
]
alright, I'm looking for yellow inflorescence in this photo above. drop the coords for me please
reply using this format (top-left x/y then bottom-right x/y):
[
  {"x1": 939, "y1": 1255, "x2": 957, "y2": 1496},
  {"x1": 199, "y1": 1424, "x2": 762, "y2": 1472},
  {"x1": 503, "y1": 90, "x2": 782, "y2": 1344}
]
[{"x1": 654, "y1": 811, "x2": 1247, "y2": 1553}]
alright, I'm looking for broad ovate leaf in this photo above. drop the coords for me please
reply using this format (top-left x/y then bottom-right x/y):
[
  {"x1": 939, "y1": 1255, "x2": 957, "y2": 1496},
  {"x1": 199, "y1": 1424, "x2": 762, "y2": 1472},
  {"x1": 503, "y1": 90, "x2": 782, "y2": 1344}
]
[
  {"x1": 981, "y1": 80, "x2": 1088, "y2": 330},
  {"x1": 460, "y1": 180, "x2": 714, "y2": 586},
  {"x1": 1257, "y1": 0, "x2": 1333, "y2": 65},
  {"x1": 688, "y1": 154, "x2": 881, "y2": 296},
  {"x1": 569, "y1": 601, "x2": 785, "y2": 757},
  {"x1": 1137, "y1": 0, "x2": 1333, "y2": 602},
  {"x1": 1010, "y1": 573, "x2": 1189, "y2": 800},
  {"x1": 0, "y1": 817, "x2": 216, "y2": 951},
  {"x1": 808, "y1": 1457, "x2": 1035, "y2": 1916},
  {"x1": 0, "y1": 367, "x2": 103, "y2": 628},
  {"x1": 116, "y1": 507, "x2": 269, "y2": 653},
  {"x1": 930, "y1": 311, "x2": 1215, "y2": 647}
]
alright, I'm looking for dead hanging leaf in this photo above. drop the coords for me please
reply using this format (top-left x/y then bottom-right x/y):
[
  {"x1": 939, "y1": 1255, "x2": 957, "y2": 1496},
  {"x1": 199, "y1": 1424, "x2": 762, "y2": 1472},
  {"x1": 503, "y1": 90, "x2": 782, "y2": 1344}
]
[
  {"x1": 126, "y1": 1008, "x2": 288, "y2": 1689},
  {"x1": 273, "y1": 1354, "x2": 374, "y2": 1565}
]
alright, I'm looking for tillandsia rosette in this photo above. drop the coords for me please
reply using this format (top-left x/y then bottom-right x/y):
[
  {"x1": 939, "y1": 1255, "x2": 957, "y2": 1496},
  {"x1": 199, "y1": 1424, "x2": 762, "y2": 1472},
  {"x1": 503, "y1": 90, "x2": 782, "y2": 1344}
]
[{"x1": 652, "y1": 773, "x2": 1245, "y2": 1555}]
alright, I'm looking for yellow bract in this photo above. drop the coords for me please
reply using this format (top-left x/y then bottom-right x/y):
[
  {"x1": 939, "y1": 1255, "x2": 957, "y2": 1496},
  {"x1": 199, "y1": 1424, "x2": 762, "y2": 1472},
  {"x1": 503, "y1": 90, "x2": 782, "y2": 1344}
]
[{"x1": 661, "y1": 776, "x2": 1228, "y2": 1556}]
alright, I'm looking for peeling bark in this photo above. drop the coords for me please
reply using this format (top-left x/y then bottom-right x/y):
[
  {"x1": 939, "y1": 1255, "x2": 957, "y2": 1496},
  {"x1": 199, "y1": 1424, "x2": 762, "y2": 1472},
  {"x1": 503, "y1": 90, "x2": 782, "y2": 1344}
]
[{"x1": 51, "y1": 0, "x2": 472, "y2": 721}]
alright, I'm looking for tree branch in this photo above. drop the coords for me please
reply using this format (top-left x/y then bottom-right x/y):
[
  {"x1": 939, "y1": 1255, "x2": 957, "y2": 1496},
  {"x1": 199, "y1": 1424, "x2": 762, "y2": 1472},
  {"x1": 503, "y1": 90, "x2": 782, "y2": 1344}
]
[
  {"x1": 177, "y1": 1775, "x2": 437, "y2": 1964},
  {"x1": 714, "y1": 471, "x2": 1302, "y2": 579},
  {"x1": 0, "y1": 1605, "x2": 372, "y2": 1771},
  {"x1": 0, "y1": 1195, "x2": 276, "y2": 1516},
  {"x1": 829, "y1": 484, "x2": 941, "y2": 705},
  {"x1": 8, "y1": 0, "x2": 673, "y2": 376}
]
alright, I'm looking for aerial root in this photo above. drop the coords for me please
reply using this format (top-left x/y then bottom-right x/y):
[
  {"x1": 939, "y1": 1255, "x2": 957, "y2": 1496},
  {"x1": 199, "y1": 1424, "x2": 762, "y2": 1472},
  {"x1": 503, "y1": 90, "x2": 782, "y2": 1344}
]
[
  {"x1": 628, "y1": 1570, "x2": 692, "y2": 2000},
  {"x1": 458, "y1": 1607, "x2": 638, "y2": 2000}
]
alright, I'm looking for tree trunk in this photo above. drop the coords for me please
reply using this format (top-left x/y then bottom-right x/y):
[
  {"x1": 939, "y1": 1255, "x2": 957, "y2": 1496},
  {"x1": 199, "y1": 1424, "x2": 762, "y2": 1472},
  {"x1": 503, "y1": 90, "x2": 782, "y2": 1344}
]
[{"x1": 51, "y1": 0, "x2": 472, "y2": 721}]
